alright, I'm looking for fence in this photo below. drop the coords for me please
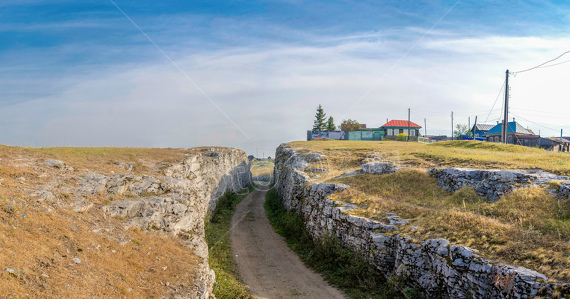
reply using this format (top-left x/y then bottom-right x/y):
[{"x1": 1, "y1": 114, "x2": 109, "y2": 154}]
[{"x1": 308, "y1": 130, "x2": 383, "y2": 141}]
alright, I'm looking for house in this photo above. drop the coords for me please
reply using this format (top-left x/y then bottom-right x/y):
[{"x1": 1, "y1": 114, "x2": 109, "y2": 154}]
[
  {"x1": 553, "y1": 137, "x2": 570, "y2": 152},
  {"x1": 485, "y1": 121, "x2": 533, "y2": 144},
  {"x1": 471, "y1": 124, "x2": 495, "y2": 138},
  {"x1": 381, "y1": 120, "x2": 422, "y2": 140}
]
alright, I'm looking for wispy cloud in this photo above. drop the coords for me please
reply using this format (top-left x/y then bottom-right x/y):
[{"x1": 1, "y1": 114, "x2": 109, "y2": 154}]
[
  {"x1": 2, "y1": 1, "x2": 570, "y2": 153},
  {"x1": 3, "y1": 27, "x2": 570, "y2": 152}
]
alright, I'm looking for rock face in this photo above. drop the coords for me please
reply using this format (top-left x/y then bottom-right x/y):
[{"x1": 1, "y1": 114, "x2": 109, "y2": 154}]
[
  {"x1": 430, "y1": 168, "x2": 569, "y2": 201},
  {"x1": 97, "y1": 148, "x2": 251, "y2": 298},
  {"x1": 274, "y1": 144, "x2": 565, "y2": 298}
]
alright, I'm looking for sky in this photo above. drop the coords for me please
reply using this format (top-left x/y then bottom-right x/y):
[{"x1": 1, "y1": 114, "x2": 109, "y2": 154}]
[{"x1": 1, "y1": 0, "x2": 570, "y2": 156}]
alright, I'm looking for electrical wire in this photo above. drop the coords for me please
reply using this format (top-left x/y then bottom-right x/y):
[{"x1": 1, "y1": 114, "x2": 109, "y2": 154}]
[
  {"x1": 484, "y1": 79, "x2": 506, "y2": 123},
  {"x1": 510, "y1": 109, "x2": 570, "y2": 121},
  {"x1": 510, "y1": 113, "x2": 559, "y2": 132},
  {"x1": 513, "y1": 50, "x2": 570, "y2": 74},
  {"x1": 535, "y1": 58, "x2": 570, "y2": 70},
  {"x1": 511, "y1": 107, "x2": 570, "y2": 117}
]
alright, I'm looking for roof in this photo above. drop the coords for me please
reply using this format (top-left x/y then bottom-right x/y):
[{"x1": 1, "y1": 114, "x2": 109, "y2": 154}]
[
  {"x1": 554, "y1": 137, "x2": 570, "y2": 143},
  {"x1": 381, "y1": 120, "x2": 421, "y2": 128},
  {"x1": 473, "y1": 124, "x2": 495, "y2": 131},
  {"x1": 486, "y1": 121, "x2": 532, "y2": 135},
  {"x1": 517, "y1": 134, "x2": 539, "y2": 140}
]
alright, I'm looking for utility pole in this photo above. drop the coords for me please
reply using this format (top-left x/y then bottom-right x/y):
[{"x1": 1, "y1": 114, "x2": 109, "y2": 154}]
[
  {"x1": 424, "y1": 118, "x2": 427, "y2": 137},
  {"x1": 468, "y1": 117, "x2": 471, "y2": 135},
  {"x1": 451, "y1": 111, "x2": 454, "y2": 140},
  {"x1": 562, "y1": 129, "x2": 564, "y2": 141},
  {"x1": 502, "y1": 69, "x2": 509, "y2": 144},
  {"x1": 407, "y1": 108, "x2": 411, "y2": 141}
]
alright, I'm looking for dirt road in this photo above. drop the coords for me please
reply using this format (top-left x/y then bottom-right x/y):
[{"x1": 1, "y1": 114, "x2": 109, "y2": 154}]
[{"x1": 231, "y1": 186, "x2": 345, "y2": 299}]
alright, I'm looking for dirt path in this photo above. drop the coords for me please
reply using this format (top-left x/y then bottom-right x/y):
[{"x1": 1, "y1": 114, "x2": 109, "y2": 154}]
[{"x1": 231, "y1": 186, "x2": 345, "y2": 299}]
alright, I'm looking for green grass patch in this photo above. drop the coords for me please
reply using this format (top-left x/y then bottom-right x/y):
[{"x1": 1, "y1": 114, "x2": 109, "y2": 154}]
[
  {"x1": 205, "y1": 187, "x2": 254, "y2": 299},
  {"x1": 264, "y1": 188, "x2": 422, "y2": 298}
]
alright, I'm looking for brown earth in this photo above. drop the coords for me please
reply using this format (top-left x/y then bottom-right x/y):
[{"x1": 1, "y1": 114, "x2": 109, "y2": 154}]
[{"x1": 231, "y1": 185, "x2": 345, "y2": 299}]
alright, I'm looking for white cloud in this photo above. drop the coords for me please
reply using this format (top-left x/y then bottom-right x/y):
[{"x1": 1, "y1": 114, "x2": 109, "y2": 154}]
[{"x1": 3, "y1": 30, "x2": 570, "y2": 153}]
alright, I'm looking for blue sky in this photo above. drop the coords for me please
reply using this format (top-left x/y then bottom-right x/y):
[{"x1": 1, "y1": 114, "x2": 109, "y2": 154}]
[{"x1": 1, "y1": 0, "x2": 570, "y2": 154}]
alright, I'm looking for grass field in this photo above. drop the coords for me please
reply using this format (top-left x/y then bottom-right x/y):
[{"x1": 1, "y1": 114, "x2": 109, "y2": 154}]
[
  {"x1": 250, "y1": 159, "x2": 274, "y2": 178},
  {"x1": 289, "y1": 140, "x2": 570, "y2": 282}
]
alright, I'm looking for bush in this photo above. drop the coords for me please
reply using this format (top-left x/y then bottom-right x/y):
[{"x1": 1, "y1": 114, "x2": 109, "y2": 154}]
[{"x1": 396, "y1": 133, "x2": 408, "y2": 141}]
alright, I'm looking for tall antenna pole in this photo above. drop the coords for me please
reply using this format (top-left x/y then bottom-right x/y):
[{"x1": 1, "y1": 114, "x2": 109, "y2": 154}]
[
  {"x1": 424, "y1": 118, "x2": 427, "y2": 136},
  {"x1": 407, "y1": 108, "x2": 410, "y2": 142},
  {"x1": 503, "y1": 69, "x2": 509, "y2": 144}
]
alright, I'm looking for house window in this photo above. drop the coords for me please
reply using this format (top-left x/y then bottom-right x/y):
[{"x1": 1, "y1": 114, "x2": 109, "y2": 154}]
[
  {"x1": 399, "y1": 129, "x2": 404, "y2": 134},
  {"x1": 410, "y1": 130, "x2": 415, "y2": 136},
  {"x1": 507, "y1": 135, "x2": 513, "y2": 144}
]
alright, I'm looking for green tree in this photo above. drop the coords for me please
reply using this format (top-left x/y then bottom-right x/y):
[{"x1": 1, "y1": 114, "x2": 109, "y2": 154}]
[
  {"x1": 313, "y1": 104, "x2": 327, "y2": 131},
  {"x1": 454, "y1": 123, "x2": 471, "y2": 138},
  {"x1": 340, "y1": 119, "x2": 361, "y2": 131},
  {"x1": 326, "y1": 116, "x2": 336, "y2": 131}
]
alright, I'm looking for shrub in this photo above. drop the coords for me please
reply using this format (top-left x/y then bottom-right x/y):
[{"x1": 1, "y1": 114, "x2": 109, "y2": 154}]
[{"x1": 396, "y1": 133, "x2": 408, "y2": 141}]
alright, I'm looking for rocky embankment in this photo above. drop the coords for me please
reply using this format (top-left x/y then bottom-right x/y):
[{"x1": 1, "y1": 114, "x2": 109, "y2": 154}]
[
  {"x1": 100, "y1": 148, "x2": 251, "y2": 298},
  {"x1": 274, "y1": 144, "x2": 568, "y2": 298},
  {"x1": 1, "y1": 147, "x2": 250, "y2": 298}
]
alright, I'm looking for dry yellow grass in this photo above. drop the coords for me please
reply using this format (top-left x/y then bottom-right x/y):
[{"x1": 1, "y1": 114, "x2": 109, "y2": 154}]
[
  {"x1": 292, "y1": 140, "x2": 570, "y2": 282},
  {"x1": 291, "y1": 139, "x2": 570, "y2": 175},
  {"x1": 0, "y1": 145, "x2": 212, "y2": 297},
  {"x1": 250, "y1": 160, "x2": 274, "y2": 178},
  {"x1": 0, "y1": 144, "x2": 211, "y2": 176}
]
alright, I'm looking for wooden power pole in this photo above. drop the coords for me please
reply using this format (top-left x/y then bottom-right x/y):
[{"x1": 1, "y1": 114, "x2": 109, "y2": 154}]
[
  {"x1": 407, "y1": 108, "x2": 411, "y2": 141},
  {"x1": 503, "y1": 70, "x2": 509, "y2": 144}
]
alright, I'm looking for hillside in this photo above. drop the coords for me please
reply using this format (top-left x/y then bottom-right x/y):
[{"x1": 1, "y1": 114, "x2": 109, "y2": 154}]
[
  {"x1": 0, "y1": 145, "x2": 250, "y2": 297},
  {"x1": 287, "y1": 140, "x2": 570, "y2": 283}
]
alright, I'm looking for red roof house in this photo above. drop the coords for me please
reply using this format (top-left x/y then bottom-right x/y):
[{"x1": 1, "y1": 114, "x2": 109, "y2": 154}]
[{"x1": 381, "y1": 120, "x2": 422, "y2": 138}]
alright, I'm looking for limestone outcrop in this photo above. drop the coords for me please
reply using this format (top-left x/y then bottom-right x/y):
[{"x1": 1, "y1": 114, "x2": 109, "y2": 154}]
[
  {"x1": 429, "y1": 168, "x2": 569, "y2": 201},
  {"x1": 274, "y1": 144, "x2": 567, "y2": 298},
  {"x1": 96, "y1": 148, "x2": 251, "y2": 298}
]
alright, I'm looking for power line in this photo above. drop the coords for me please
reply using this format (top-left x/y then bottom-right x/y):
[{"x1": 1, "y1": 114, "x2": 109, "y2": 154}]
[
  {"x1": 510, "y1": 113, "x2": 559, "y2": 132},
  {"x1": 510, "y1": 109, "x2": 570, "y2": 121},
  {"x1": 535, "y1": 58, "x2": 570, "y2": 70},
  {"x1": 484, "y1": 79, "x2": 506, "y2": 123},
  {"x1": 510, "y1": 107, "x2": 570, "y2": 117},
  {"x1": 513, "y1": 50, "x2": 570, "y2": 75}
]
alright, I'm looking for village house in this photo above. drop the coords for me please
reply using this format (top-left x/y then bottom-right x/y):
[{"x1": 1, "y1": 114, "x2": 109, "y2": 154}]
[
  {"x1": 471, "y1": 123, "x2": 495, "y2": 138},
  {"x1": 381, "y1": 120, "x2": 422, "y2": 140},
  {"x1": 485, "y1": 121, "x2": 533, "y2": 144}
]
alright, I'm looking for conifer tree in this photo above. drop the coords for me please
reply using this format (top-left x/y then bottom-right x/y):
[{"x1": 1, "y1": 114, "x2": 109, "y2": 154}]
[
  {"x1": 326, "y1": 116, "x2": 336, "y2": 131},
  {"x1": 312, "y1": 104, "x2": 327, "y2": 131}
]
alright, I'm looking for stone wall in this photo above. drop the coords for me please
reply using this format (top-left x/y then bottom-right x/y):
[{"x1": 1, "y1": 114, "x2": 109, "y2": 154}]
[
  {"x1": 274, "y1": 144, "x2": 567, "y2": 298},
  {"x1": 94, "y1": 148, "x2": 251, "y2": 298}
]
